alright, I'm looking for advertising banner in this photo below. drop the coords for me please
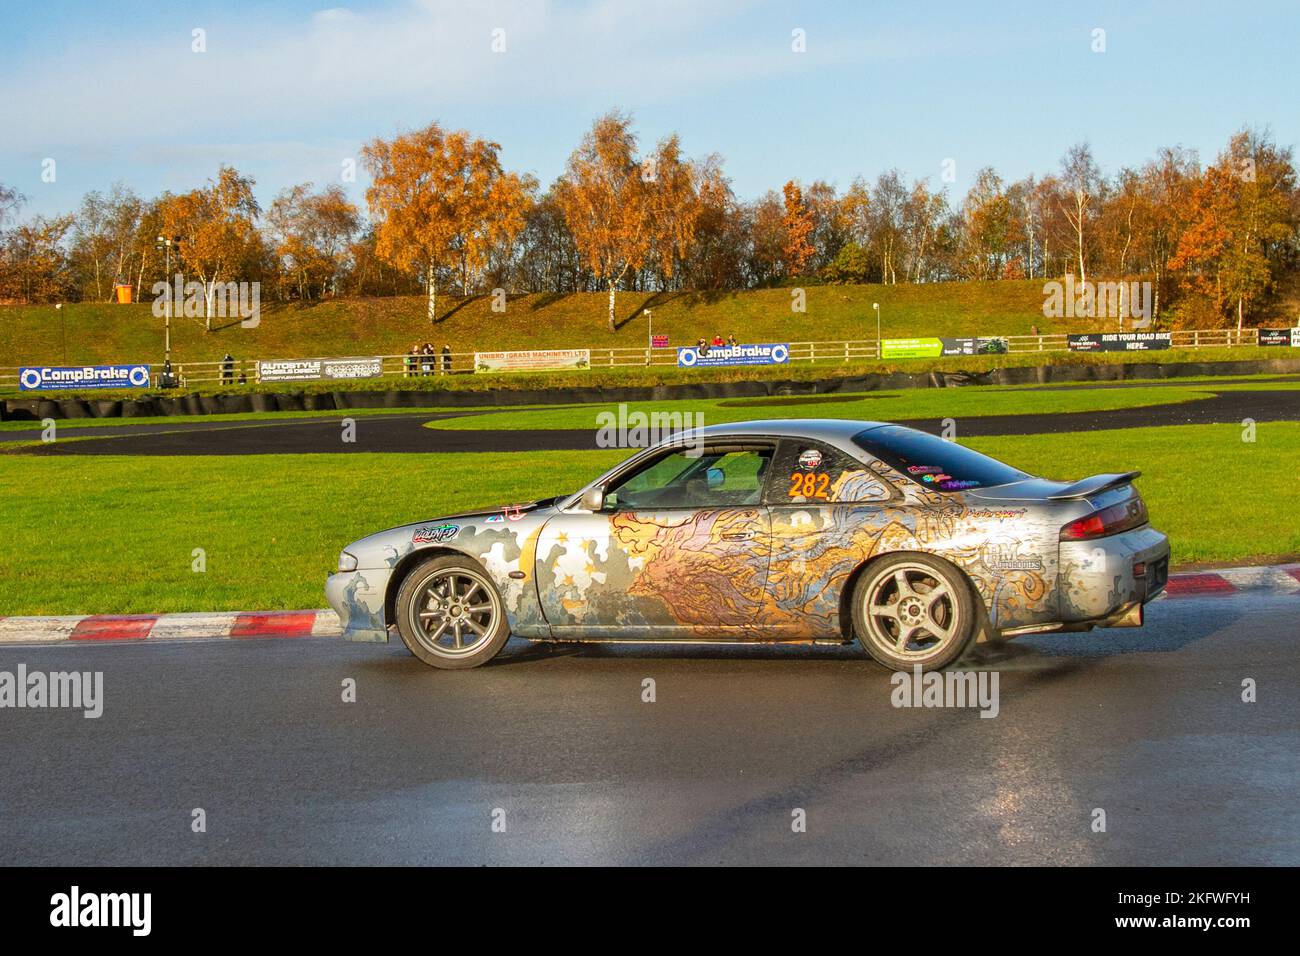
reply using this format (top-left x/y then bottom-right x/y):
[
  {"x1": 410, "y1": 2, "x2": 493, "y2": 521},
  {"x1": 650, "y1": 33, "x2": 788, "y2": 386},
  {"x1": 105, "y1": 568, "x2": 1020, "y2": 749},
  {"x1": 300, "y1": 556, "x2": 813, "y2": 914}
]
[
  {"x1": 880, "y1": 337, "x2": 1008, "y2": 359},
  {"x1": 1258, "y1": 328, "x2": 1300, "y2": 347},
  {"x1": 258, "y1": 357, "x2": 384, "y2": 382},
  {"x1": 1067, "y1": 332, "x2": 1172, "y2": 352},
  {"x1": 19, "y1": 364, "x2": 150, "y2": 391},
  {"x1": 677, "y1": 343, "x2": 789, "y2": 367},
  {"x1": 651, "y1": 334, "x2": 670, "y2": 348},
  {"x1": 473, "y1": 349, "x2": 590, "y2": 373}
]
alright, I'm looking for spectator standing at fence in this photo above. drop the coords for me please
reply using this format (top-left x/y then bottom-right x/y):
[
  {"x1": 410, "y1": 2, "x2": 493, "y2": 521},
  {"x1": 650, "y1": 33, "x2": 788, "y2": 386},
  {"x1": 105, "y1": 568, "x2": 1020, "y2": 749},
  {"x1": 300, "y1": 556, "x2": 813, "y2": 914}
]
[
  {"x1": 441, "y1": 344, "x2": 451, "y2": 374},
  {"x1": 1030, "y1": 323, "x2": 1039, "y2": 337},
  {"x1": 727, "y1": 332, "x2": 737, "y2": 347},
  {"x1": 697, "y1": 337, "x2": 709, "y2": 357},
  {"x1": 405, "y1": 345, "x2": 419, "y2": 378},
  {"x1": 221, "y1": 353, "x2": 234, "y2": 385},
  {"x1": 422, "y1": 343, "x2": 435, "y2": 376},
  {"x1": 712, "y1": 333, "x2": 724, "y2": 347}
]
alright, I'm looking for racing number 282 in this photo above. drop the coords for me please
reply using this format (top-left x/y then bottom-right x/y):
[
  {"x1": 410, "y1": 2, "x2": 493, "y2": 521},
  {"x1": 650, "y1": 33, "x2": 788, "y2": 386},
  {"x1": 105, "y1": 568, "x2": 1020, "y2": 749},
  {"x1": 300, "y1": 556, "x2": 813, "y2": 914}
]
[{"x1": 789, "y1": 471, "x2": 831, "y2": 500}]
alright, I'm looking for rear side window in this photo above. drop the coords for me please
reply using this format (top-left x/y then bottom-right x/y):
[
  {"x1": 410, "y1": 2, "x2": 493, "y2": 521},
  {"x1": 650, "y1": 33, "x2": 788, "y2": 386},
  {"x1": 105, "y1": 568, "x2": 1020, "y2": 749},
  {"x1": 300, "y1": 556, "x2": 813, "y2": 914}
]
[
  {"x1": 766, "y1": 440, "x2": 898, "y2": 504},
  {"x1": 852, "y1": 425, "x2": 1029, "y2": 491}
]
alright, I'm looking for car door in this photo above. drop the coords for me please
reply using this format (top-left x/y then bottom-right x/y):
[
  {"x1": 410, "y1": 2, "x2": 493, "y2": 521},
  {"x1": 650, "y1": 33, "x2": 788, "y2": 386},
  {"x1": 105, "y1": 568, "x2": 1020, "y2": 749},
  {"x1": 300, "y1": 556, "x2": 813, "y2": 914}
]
[
  {"x1": 535, "y1": 442, "x2": 775, "y2": 638},
  {"x1": 761, "y1": 438, "x2": 905, "y2": 638}
]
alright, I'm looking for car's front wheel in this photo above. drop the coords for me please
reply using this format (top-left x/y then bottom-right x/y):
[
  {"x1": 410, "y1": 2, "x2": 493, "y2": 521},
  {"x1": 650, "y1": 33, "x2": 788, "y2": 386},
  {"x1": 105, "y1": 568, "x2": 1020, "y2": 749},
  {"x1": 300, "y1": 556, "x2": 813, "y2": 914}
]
[
  {"x1": 394, "y1": 555, "x2": 509, "y2": 669},
  {"x1": 852, "y1": 552, "x2": 978, "y2": 671}
]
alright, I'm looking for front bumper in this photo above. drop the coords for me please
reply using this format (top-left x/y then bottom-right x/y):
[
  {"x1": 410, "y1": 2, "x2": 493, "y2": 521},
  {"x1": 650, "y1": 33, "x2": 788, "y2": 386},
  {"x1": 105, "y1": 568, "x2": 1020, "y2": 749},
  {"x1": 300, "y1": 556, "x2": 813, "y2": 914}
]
[
  {"x1": 1059, "y1": 525, "x2": 1171, "y2": 624},
  {"x1": 325, "y1": 569, "x2": 392, "y2": 643}
]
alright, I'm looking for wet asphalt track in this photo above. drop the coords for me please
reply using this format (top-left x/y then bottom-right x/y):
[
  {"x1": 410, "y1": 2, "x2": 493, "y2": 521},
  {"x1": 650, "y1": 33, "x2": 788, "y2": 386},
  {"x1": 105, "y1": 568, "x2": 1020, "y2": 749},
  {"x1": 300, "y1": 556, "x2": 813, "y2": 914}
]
[
  {"x1": 4, "y1": 386, "x2": 1298, "y2": 455},
  {"x1": 0, "y1": 591, "x2": 1296, "y2": 865}
]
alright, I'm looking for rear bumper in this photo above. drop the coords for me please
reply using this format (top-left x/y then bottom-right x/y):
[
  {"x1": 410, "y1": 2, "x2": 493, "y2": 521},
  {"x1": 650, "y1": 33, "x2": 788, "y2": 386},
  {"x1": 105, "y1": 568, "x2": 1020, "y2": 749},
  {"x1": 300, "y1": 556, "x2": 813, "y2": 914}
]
[
  {"x1": 1058, "y1": 525, "x2": 1171, "y2": 624},
  {"x1": 325, "y1": 569, "x2": 391, "y2": 643}
]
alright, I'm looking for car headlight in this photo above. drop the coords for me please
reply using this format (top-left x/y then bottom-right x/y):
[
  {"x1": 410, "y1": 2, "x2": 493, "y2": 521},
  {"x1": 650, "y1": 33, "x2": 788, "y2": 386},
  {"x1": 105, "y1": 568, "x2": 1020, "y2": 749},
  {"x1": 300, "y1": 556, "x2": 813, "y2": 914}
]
[{"x1": 338, "y1": 551, "x2": 359, "y2": 572}]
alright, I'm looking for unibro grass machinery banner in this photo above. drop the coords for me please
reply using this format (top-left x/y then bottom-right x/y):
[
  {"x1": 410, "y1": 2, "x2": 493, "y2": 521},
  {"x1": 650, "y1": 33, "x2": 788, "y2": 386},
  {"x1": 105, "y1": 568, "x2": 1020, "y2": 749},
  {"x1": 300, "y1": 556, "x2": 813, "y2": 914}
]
[{"x1": 474, "y1": 349, "x2": 591, "y2": 373}]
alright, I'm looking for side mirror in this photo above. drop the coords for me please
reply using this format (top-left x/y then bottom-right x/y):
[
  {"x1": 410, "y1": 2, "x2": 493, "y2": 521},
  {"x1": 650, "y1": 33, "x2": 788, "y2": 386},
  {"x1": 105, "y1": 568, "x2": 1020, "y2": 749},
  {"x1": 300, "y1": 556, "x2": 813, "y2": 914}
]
[
  {"x1": 706, "y1": 467, "x2": 724, "y2": 489},
  {"x1": 578, "y1": 487, "x2": 605, "y2": 512}
]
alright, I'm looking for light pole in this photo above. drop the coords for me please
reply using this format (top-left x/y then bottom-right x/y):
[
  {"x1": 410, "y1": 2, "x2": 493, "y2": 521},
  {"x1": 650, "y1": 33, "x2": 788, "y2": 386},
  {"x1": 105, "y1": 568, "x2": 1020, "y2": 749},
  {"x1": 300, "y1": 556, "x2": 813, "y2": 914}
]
[
  {"x1": 872, "y1": 302, "x2": 881, "y2": 357},
  {"x1": 156, "y1": 236, "x2": 172, "y2": 363},
  {"x1": 646, "y1": 309, "x2": 653, "y2": 366}
]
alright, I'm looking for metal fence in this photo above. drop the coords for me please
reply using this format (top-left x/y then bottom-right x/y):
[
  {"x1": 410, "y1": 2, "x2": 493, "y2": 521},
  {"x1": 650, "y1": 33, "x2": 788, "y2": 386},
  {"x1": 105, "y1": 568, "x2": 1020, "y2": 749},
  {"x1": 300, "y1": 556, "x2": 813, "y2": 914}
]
[{"x1": 0, "y1": 327, "x2": 1270, "y2": 390}]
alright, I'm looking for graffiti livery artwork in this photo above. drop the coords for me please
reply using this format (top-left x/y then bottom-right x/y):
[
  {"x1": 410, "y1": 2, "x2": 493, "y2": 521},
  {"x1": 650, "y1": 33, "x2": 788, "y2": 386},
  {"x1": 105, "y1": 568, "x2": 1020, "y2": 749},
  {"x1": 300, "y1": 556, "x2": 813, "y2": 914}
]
[{"x1": 326, "y1": 420, "x2": 1169, "y2": 671}]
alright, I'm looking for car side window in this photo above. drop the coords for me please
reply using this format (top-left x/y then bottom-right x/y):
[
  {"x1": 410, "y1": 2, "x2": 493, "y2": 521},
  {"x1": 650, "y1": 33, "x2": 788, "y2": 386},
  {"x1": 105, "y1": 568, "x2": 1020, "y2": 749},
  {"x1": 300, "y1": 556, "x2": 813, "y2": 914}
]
[
  {"x1": 605, "y1": 447, "x2": 774, "y2": 510},
  {"x1": 765, "y1": 439, "x2": 899, "y2": 504}
]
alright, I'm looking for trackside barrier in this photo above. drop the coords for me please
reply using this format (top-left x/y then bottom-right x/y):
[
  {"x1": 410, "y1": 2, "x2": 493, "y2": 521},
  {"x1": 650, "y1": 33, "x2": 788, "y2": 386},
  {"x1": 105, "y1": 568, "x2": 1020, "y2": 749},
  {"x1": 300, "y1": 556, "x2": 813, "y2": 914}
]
[{"x1": 0, "y1": 328, "x2": 1276, "y2": 389}]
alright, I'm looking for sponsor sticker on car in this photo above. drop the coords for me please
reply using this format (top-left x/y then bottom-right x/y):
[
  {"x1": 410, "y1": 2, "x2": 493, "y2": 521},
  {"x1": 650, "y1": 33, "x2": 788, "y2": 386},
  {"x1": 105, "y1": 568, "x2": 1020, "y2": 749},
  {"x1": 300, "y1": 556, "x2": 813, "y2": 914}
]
[
  {"x1": 412, "y1": 524, "x2": 459, "y2": 544},
  {"x1": 797, "y1": 449, "x2": 823, "y2": 470}
]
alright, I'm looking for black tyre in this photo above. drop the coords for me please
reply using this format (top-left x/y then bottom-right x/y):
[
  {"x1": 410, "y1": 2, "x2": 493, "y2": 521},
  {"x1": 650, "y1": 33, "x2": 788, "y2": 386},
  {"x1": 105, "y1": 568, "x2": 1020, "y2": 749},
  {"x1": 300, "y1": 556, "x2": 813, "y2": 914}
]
[
  {"x1": 852, "y1": 552, "x2": 978, "y2": 671},
  {"x1": 394, "y1": 555, "x2": 509, "y2": 669}
]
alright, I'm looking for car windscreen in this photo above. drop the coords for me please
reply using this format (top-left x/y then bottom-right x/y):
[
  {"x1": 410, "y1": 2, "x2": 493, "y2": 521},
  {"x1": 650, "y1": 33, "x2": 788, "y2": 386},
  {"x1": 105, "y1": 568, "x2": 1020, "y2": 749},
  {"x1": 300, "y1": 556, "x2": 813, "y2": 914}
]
[{"x1": 852, "y1": 425, "x2": 1029, "y2": 491}]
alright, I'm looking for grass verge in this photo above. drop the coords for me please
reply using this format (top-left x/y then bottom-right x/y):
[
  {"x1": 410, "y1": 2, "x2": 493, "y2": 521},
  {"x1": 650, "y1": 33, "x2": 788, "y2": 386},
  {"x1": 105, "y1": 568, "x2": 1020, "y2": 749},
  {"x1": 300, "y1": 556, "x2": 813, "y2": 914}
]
[{"x1": 0, "y1": 422, "x2": 1294, "y2": 615}]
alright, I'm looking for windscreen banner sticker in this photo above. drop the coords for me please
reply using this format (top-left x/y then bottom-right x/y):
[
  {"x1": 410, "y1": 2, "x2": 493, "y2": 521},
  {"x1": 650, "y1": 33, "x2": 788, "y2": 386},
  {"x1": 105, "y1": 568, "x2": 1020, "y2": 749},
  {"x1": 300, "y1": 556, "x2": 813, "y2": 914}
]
[
  {"x1": 412, "y1": 524, "x2": 459, "y2": 544},
  {"x1": 908, "y1": 465, "x2": 976, "y2": 491},
  {"x1": 19, "y1": 364, "x2": 150, "y2": 391}
]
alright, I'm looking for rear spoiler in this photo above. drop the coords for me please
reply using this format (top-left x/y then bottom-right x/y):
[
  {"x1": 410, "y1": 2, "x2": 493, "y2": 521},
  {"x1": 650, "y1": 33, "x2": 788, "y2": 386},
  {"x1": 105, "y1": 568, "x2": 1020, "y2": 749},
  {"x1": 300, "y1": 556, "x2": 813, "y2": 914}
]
[{"x1": 1047, "y1": 471, "x2": 1141, "y2": 501}]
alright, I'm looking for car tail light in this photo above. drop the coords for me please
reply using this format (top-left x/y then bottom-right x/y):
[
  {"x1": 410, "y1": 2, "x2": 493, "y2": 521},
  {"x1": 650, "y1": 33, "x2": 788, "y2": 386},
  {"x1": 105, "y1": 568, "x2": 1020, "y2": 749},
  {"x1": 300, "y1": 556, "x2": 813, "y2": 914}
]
[{"x1": 1060, "y1": 496, "x2": 1149, "y2": 541}]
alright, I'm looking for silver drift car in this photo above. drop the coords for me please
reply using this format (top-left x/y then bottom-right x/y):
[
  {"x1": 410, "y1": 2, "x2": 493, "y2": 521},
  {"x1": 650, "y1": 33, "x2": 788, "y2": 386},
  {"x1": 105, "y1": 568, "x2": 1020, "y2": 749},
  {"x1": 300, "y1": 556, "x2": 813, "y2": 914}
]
[{"x1": 326, "y1": 420, "x2": 1170, "y2": 671}]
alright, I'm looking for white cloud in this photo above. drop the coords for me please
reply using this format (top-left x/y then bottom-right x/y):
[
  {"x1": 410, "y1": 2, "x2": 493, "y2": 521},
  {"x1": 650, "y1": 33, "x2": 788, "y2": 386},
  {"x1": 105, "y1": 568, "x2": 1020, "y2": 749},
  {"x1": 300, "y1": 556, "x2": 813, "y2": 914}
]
[{"x1": 0, "y1": 0, "x2": 846, "y2": 153}]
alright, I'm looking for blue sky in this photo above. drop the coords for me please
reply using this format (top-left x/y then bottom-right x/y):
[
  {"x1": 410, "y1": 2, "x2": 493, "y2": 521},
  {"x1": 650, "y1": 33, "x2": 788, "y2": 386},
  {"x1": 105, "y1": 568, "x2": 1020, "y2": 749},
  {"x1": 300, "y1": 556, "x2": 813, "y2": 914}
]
[{"x1": 2, "y1": 0, "x2": 1296, "y2": 219}]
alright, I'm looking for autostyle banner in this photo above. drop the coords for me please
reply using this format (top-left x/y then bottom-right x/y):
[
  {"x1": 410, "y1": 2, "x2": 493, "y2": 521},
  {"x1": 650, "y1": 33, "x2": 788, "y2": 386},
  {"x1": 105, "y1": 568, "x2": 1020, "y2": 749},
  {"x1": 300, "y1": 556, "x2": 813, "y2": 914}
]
[
  {"x1": 1067, "y1": 332, "x2": 1172, "y2": 352},
  {"x1": 880, "y1": 337, "x2": 1009, "y2": 359},
  {"x1": 473, "y1": 349, "x2": 591, "y2": 373},
  {"x1": 677, "y1": 343, "x2": 789, "y2": 367},
  {"x1": 1258, "y1": 328, "x2": 1300, "y2": 347},
  {"x1": 19, "y1": 364, "x2": 151, "y2": 391},
  {"x1": 257, "y1": 357, "x2": 384, "y2": 382}
]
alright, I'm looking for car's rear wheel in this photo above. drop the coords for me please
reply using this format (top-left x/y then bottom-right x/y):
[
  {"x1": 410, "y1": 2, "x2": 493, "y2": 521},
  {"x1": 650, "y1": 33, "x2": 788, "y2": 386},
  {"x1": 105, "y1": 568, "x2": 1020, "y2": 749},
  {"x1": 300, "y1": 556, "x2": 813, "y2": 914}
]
[
  {"x1": 395, "y1": 555, "x2": 509, "y2": 669},
  {"x1": 852, "y1": 552, "x2": 977, "y2": 671}
]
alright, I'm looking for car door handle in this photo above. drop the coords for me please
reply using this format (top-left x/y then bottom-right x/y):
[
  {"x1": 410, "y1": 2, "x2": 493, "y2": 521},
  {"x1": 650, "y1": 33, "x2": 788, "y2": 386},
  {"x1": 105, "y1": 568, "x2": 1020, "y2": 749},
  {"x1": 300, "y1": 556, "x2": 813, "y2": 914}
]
[{"x1": 721, "y1": 531, "x2": 754, "y2": 540}]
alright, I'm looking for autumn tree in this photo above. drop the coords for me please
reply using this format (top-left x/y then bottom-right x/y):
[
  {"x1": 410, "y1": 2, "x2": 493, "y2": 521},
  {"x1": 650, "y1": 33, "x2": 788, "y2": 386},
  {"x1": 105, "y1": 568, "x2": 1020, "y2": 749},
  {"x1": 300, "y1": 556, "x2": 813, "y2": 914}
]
[
  {"x1": 745, "y1": 191, "x2": 786, "y2": 286},
  {"x1": 267, "y1": 183, "x2": 361, "y2": 300},
  {"x1": 1171, "y1": 130, "x2": 1296, "y2": 329},
  {"x1": 871, "y1": 170, "x2": 909, "y2": 284},
  {"x1": 363, "y1": 122, "x2": 533, "y2": 324},
  {"x1": 960, "y1": 168, "x2": 1017, "y2": 279},
  {"x1": 555, "y1": 112, "x2": 702, "y2": 331},
  {"x1": 1, "y1": 214, "x2": 74, "y2": 302},
  {"x1": 1057, "y1": 142, "x2": 1101, "y2": 283},
  {"x1": 160, "y1": 166, "x2": 262, "y2": 327},
  {"x1": 901, "y1": 180, "x2": 947, "y2": 282},
  {"x1": 780, "y1": 180, "x2": 815, "y2": 276},
  {"x1": 68, "y1": 184, "x2": 142, "y2": 301},
  {"x1": 515, "y1": 191, "x2": 585, "y2": 293}
]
